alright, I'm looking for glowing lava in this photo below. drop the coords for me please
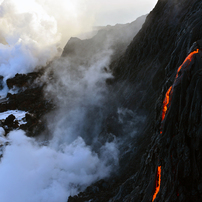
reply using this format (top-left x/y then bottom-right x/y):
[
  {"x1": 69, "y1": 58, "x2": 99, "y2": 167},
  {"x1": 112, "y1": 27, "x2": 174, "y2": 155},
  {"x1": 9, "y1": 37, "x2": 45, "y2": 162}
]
[
  {"x1": 175, "y1": 49, "x2": 199, "y2": 79},
  {"x1": 161, "y1": 86, "x2": 172, "y2": 122},
  {"x1": 152, "y1": 49, "x2": 200, "y2": 201},
  {"x1": 152, "y1": 166, "x2": 161, "y2": 202},
  {"x1": 161, "y1": 49, "x2": 199, "y2": 128}
]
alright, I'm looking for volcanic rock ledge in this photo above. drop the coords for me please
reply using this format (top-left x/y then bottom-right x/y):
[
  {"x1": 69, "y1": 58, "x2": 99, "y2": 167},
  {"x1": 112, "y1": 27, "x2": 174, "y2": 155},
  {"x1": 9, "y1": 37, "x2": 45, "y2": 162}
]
[{"x1": 0, "y1": 71, "x2": 54, "y2": 136}]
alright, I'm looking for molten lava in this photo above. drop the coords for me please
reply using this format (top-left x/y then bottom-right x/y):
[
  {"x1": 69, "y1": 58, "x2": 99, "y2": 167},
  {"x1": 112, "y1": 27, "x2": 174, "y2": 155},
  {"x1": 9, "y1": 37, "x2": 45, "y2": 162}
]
[
  {"x1": 161, "y1": 86, "x2": 172, "y2": 122},
  {"x1": 152, "y1": 49, "x2": 200, "y2": 201},
  {"x1": 152, "y1": 166, "x2": 161, "y2": 202},
  {"x1": 175, "y1": 49, "x2": 199, "y2": 79},
  {"x1": 161, "y1": 49, "x2": 199, "y2": 125}
]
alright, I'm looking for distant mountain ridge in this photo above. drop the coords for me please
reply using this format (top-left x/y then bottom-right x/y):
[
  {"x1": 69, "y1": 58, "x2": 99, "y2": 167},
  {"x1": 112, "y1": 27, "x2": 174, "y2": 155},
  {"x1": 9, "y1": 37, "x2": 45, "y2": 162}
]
[{"x1": 62, "y1": 15, "x2": 147, "y2": 64}]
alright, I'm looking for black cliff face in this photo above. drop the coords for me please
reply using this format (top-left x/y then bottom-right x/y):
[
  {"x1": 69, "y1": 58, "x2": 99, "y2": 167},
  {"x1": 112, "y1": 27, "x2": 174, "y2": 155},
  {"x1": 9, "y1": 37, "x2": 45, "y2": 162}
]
[{"x1": 68, "y1": 0, "x2": 202, "y2": 201}]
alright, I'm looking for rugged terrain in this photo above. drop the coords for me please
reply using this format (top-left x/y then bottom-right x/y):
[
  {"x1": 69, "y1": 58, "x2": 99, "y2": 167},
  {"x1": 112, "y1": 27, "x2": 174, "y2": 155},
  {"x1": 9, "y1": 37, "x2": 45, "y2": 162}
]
[
  {"x1": 0, "y1": 0, "x2": 202, "y2": 201},
  {"x1": 0, "y1": 71, "x2": 53, "y2": 136},
  {"x1": 0, "y1": 15, "x2": 147, "y2": 139}
]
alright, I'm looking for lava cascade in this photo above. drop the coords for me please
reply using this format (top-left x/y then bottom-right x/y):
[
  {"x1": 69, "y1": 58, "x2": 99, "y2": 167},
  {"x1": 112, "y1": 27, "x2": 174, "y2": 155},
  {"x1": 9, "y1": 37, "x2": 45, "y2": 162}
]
[
  {"x1": 161, "y1": 86, "x2": 172, "y2": 122},
  {"x1": 152, "y1": 166, "x2": 161, "y2": 202},
  {"x1": 175, "y1": 49, "x2": 199, "y2": 79},
  {"x1": 152, "y1": 48, "x2": 200, "y2": 201}
]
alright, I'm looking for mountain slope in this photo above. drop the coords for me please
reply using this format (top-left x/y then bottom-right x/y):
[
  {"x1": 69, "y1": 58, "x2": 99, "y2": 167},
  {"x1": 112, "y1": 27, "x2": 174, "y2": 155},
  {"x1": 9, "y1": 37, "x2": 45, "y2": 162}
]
[{"x1": 62, "y1": 15, "x2": 147, "y2": 65}]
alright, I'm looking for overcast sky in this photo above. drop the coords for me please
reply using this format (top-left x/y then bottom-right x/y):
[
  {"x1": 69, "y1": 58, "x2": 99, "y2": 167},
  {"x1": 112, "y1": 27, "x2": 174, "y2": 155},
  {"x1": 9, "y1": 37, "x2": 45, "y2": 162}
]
[
  {"x1": 0, "y1": 0, "x2": 158, "y2": 25},
  {"x1": 0, "y1": 0, "x2": 158, "y2": 46},
  {"x1": 92, "y1": 0, "x2": 158, "y2": 26}
]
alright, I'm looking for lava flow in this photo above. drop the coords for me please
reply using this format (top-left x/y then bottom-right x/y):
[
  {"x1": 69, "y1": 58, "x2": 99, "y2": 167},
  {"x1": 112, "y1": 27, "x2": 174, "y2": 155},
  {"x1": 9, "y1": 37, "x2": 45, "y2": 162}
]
[
  {"x1": 161, "y1": 86, "x2": 172, "y2": 122},
  {"x1": 175, "y1": 49, "x2": 199, "y2": 80},
  {"x1": 152, "y1": 166, "x2": 161, "y2": 202},
  {"x1": 160, "y1": 86, "x2": 173, "y2": 134},
  {"x1": 161, "y1": 49, "x2": 199, "y2": 125},
  {"x1": 152, "y1": 49, "x2": 200, "y2": 201}
]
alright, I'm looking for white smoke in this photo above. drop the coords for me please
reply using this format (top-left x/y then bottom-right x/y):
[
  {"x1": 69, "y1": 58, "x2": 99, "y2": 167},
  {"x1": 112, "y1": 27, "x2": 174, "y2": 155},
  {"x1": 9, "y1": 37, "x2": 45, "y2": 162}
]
[
  {"x1": 0, "y1": 0, "x2": 150, "y2": 201},
  {"x1": 0, "y1": 47, "x2": 119, "y2": 201},
  {"x1": 0, "y1": 0, "x2": 60, "y2": 80},
  {"x1": 0, "y1": 130, "x2": 118, "y2": 202},
  {"x1": 0, "y1": 0, "x2": 154, "y2": 81},
  {"x1": 0, "y1": 1, "x2": 119, "y2": 200},
  {"x1": 44, "y1": 45, "x2": 113, "y2": 147}
]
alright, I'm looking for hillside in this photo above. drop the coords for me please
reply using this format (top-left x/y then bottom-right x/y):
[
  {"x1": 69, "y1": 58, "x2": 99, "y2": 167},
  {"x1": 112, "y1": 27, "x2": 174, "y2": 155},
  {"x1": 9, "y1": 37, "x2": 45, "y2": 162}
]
[{"x1": 0, "y1": 0, "x2": 202, "y2": 201}]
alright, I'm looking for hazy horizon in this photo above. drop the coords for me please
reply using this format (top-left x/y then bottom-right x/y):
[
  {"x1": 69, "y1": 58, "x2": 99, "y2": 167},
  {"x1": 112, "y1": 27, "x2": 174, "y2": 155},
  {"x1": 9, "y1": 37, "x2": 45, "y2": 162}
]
[{"x1": 0, "y1": 0, "x2": 157, "y2": 47}]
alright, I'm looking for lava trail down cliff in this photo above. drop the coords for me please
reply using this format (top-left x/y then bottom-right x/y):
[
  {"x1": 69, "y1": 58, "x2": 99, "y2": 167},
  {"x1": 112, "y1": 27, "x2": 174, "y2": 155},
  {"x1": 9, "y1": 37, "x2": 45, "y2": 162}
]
[{"x1": 152, "y1": 48, "x2": 201, "y2": 202}]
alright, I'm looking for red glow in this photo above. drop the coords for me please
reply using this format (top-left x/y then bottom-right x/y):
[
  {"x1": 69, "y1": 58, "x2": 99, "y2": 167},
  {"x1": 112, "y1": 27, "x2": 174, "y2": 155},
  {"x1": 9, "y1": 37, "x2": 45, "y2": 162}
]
[
  {"x1": 162, "y1": 86, "x2": 172, "y2": 121},
  {"x1": 160, "y1": 49, "x2": 199, "y2": 127},
  {"x1": 152, "y1": 166, "x2": 161, "y2": 202},
  {"x1": 175, "y1": 49, "x2": 199, "y2": 79},
  {"x1": 154, "y1": 49, "x2": 200, "y2": 201}
]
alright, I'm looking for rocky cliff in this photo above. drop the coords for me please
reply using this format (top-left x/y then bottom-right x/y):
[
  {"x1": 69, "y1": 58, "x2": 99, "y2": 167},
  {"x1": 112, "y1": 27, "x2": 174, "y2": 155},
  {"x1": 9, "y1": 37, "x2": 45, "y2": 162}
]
[{"x1": 0, "y1": 0, "x2": 202, "y2": 201}]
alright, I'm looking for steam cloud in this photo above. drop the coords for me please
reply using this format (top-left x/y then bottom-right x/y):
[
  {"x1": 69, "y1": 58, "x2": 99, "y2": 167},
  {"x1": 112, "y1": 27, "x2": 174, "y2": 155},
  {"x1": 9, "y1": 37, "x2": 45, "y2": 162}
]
[
  {"x1": 0, "y1": 130, "x2": 118, "y2": 202},
  {"x1": 0, "y1": 0, "x2": 150, "y2": 201},
  {"x1": 0, "y1": 1, "x2": 119, "y2": 201},
  {"x1": 0, "y1": 0, "x2": 60, "y2": 80}
]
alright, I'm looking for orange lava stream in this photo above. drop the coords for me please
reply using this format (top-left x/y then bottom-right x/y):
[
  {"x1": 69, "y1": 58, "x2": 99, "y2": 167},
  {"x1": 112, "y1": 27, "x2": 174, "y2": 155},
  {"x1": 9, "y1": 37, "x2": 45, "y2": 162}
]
[
  {"x1": 161, "y1": 86, "x2": 172, "y2": 122},
  {"x1": 161, "y1": 49, "x2": 199, "y2": 127},
  {"x1": 175, "y1": 49, "x2": 199, "y2": 79},
  {"x1": 152, "y1": 166, "x2": 161, "y2": 202},
  {"x1": 152, "y1": 49, "x2": 200, "y2": 201}
]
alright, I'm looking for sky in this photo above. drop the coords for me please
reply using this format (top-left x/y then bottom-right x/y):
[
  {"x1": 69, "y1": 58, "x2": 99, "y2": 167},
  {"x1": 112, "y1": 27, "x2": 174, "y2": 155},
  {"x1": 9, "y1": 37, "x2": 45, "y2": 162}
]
[
  {"x1": 0, "y1": 0, "x2": 158, "y2": 80},
  {"x1": 91, "y1": 0, "x2": 158, "y2": 26},
  {"x1": 0, "y1": 0, "x2": 157, "y2": 46},
  {"x1": 0, "y1": 0, "x2": 158, "y2": 87}
]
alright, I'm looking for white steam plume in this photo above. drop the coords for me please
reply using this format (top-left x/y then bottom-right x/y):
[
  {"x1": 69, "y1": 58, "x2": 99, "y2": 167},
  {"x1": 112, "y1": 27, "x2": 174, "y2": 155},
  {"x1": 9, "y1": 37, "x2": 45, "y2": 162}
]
[
  {"x1": 0, "y1": 0, "x2": 154, "y2": 81},
  {"x1": 0, "y1": 0, "x2": 150, "y2": 201},
  {"x1": 0, "y1": 130, "x2": 118, "y2": 202},
  {"x1": 0, "y1": 3, "x2": 120, "y2": 198},
  {"x1": 45, "y1": 45, "x2": 113, "y2": 147},
  {"x1": 0, "y1": 0, "x2": 60, "y2": 80}
]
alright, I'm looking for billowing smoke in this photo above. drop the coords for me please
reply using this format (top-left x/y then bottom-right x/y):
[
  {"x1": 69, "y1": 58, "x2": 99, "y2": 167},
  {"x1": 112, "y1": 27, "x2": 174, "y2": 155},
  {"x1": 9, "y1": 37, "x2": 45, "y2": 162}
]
[
  {"x1": 0, "y1": 0, "x2": 119, "y2": 200},
  {"x1": 0, "y1": 40, "x2": 119, "y2": 201},
  {"x1": 0, "y1": 130, "x2": 118, "y2": 202},
  {"x1": 0, "y1": 0, "x2": 151, "y2": 201},
  {"x1": 0, "y1": 0, "x2": 60, "y2": 80},
  {"x1": 45, "y1": 49, "x2": 113, "y2": 146}
]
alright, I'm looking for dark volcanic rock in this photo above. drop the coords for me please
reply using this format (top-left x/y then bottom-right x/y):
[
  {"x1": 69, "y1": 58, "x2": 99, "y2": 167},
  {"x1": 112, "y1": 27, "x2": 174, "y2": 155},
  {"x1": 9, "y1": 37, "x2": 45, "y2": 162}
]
[
  {"x1": 1, "y1": 114, "x2": 19, "y2": 133},
  {"x1": 6, "y1": 72, "x2": 40, "y2": 89},
  {"x1": 0, "y1": 76, "x2": 4, "y2": 90},
  {"x1": 0, "y1": 72, "x2": 54, "y2": 136},
  {"x1": 4, "y1": 114, "x2": 15, "y2": 125}
]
